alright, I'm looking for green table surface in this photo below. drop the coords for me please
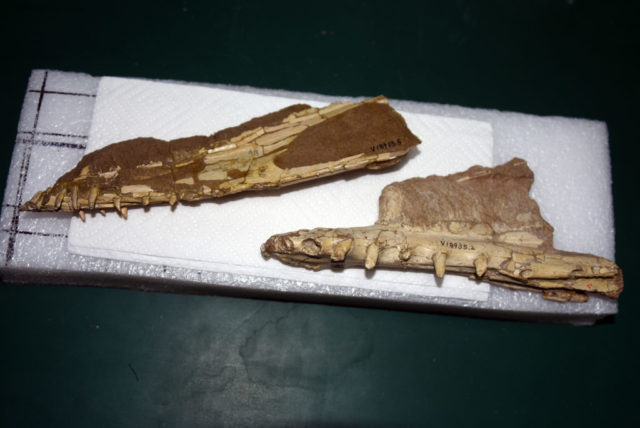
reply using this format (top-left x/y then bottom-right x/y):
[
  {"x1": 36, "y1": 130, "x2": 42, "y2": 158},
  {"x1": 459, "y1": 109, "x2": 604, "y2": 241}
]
[{"x1": 2, "y1": 1, "x2": 638, "y2": 426}]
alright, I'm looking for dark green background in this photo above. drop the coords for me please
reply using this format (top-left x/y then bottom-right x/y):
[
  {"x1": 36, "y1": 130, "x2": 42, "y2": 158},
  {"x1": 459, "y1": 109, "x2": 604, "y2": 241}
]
[{"x1": 2, "y1": 1, "x2": 638, "y2": 426}]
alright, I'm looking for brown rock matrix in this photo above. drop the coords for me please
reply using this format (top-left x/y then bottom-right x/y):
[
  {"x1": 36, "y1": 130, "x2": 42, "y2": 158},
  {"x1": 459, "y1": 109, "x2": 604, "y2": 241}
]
[
  {"x1": 21, "y1": 96, "x2": 420, "y2": 220},
  {"x1": 262, "y1": 159, "x2": 623, "y2": 302}
]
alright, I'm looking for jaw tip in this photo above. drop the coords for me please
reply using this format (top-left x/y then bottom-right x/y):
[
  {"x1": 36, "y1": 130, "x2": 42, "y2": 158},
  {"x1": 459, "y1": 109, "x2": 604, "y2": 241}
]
[
  {"x1": 262, "y1": 234, "x2": 295, "y2": 255},
  {"x1": 260, "y1": 243, "x2": 271, "y2": 259}
]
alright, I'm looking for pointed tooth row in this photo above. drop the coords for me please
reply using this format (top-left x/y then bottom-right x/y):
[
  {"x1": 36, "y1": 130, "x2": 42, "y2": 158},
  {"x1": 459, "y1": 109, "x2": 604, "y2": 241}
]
[
  {"x1": 429, "y1": 252, "x2": 488, "y2": 279},
  {"x1": 34, "y1": 185, "x2": 181, "y2": 219}
]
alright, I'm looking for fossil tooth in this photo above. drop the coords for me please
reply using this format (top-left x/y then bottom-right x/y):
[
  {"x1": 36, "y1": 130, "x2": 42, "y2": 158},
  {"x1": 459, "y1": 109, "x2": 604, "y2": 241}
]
[
  {"x1": 433, "y1": 252, "x2": 447, "y2": 278},
  {"x1": 263, "y1": 158, "x2": 624, "y2": 302},
  {"x1": 78, "y1": 210, "x2": 85, "y2": 222},
  {"x1": 54, "y1": 188, "x2": 66, "y2": 209},
  {"x1": 474, "y1": 254, "x2": 488, "y2": 277},
  {"x1": 32, "y1": 191, "x2": 45, "y2": 209},
  {"x1": 99, "y1": 209, "x2": 106, "y2": 216},
  {"x1": 121, "y1": 206, "x2": 128, "y2": 220},
  {"x1": 71, "y1": 186, "x2": 79, "y2": 210},
  {"x1": 331, "y1": 239, "x2": 353, "y2": 262},
  {"x1": 20, "y1": 96, "x2": 420, "y2": 216},
  {"x1": 88, "y1": 186, "x2": 98, "y2": 209},
  {"x1": 114, "y1": 197, "x2": 121, "y2": 212},
  {"x1": 364, "y1": 243, "x2": 379, "y2": 270}
]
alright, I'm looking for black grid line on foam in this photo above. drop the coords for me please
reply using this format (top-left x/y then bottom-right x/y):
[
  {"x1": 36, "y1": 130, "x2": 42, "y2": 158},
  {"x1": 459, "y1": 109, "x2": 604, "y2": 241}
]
[
  {"x1": 1, "y1": 228, "x2": 68, "y2": 239},
  {"x1": 17, "y1": 130, "x2": 89, "y2": 140},
  {"x1": 5, "y1": 142, "x2": 34, "y2": 264},
  {"x1": 17, "y1": 137, "x2": 87, "y2": 150},
  {"x1": 4, "y1": 71, "x2": 95, "y2": 265},
  {"x1": 28, "y1": 89, "x2": 96, "y2": 98},
  {"x1": 4, "y1": 70, "x2": 46, "y2": 265}
]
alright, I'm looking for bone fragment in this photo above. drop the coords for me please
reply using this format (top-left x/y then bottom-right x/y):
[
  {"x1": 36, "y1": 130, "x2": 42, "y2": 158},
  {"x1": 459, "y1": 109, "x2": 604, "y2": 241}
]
[
  {"x1": 21, "y1": 96, "x2": 420, "y2": 218},
  {"x1": 262, "y1": 159, "x2": 623, "y2": 302}
]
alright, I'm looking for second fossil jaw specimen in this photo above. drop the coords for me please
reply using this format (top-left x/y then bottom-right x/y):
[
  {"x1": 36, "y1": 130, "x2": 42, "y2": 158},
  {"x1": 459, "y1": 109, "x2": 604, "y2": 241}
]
[
  {"x1": 21, "y1": 96, "x2": 420, "y2": 220},
  {"x1": 262, "y1": 159, "x2": 623, "y2": 302}
]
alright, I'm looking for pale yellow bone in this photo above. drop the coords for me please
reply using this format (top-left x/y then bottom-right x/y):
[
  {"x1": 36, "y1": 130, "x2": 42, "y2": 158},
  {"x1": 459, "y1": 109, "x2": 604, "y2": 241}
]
[
  {"x1": 433, "y1": 252, "x2": 447, "y2": 278},
  {"x1": 262, "y1": 159, "x2": 623, "y2": 302},
  {"x1": 21, "y1": 96, "x2": 419, "y2": 217}
]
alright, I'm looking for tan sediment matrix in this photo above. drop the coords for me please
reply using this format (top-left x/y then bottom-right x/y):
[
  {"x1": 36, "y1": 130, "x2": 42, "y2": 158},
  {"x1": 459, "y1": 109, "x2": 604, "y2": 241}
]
[
  {"x1": 262, "y1": 159, "x2": 623, "y2": 302},
  {"x1": 21, "y1": 96, "x2": 420, "y2": 219}
]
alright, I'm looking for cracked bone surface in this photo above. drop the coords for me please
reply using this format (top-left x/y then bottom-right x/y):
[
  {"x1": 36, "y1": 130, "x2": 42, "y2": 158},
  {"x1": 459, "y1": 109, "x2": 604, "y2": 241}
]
[
  {"x1": 20, "y1": 96, "x2": 420, "y2": 218},
  {"x1": 262, "y1": 158, "x2": 623, "y2": 302}
]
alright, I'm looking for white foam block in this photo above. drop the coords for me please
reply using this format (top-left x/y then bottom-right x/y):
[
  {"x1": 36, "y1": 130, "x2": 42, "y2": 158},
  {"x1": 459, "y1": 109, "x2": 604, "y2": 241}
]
[
  {"x1": 67, "y1": 77, "x2": 494, "y2": 302},
  {"x1": 1, "y1": 70, "x2": 617, "y2": 322}
]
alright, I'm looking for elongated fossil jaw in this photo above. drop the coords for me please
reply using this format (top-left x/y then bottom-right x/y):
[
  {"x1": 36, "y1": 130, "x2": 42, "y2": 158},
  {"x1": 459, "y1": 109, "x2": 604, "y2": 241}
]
[
  {"x1": 20, "y1": 95, "x2": 421, "y2": 221},
  {"x1": 262, "y1": 159, "x2": 624, "y2": 302},
  {"x1": 261, "y1": 225, "x2": 623, "y2": 302}
]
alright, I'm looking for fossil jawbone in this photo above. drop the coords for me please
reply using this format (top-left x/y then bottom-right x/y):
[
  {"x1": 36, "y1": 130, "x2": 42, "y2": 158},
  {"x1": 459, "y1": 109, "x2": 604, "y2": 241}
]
[
  {"x1": 21, "y1": 96, "x2": 420, "y2": 219},
  {"x1": 262, "y1": 159, "x2": 623, "y2": 302}
]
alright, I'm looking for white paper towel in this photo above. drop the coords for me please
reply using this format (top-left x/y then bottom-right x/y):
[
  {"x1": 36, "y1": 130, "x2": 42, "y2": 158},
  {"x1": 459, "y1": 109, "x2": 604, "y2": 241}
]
[{"x1": 67, "y1": 77, "x2": 494, "y2": 301}]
